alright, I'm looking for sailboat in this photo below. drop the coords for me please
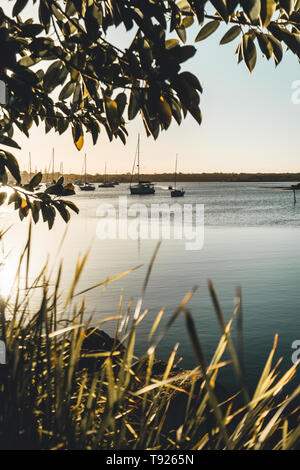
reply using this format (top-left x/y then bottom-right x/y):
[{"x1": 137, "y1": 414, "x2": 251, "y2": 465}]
[
  {"x1": 80, "y1": 154, "x2": 95, "y2": 191},
  {"x1": 28, "y1": 152, "x2": 42, "y2": 190},
  {"x1": 98, "y1": 162, "x2": 115, "y2": 188},
  {"x1": 130, "y1": 135, "x2": 155, "y2": 195},
  {"x1": 45, "y1": 148, "x2": 55, "y2": 188},
  {"x1": 171, "y1": 155, "x2": 185, "y2": 197},
  {"x1": 59, "y1": 161, "x2": 76, "y2": 195},
  {"x1": 29, "y1": 151, "x2": 32, "y2": 182}
]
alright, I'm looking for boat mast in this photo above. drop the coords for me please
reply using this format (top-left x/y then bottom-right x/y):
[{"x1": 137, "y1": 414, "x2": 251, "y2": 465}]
[
  {"x1": 137, "y1": 133, "x2": 140, "y2": 183},
  {"x1": 174, "y1": 154, "x2": 178, "y2": 189},
  {"x1": 46, "y1": 154, "x2": 51, "y2": 184},
  {"x1": 130, "y1": 135, "x2": 139, "y2": 188},
  {"x1": 29, "y1": 152, "x2": 32, "y2": 180},
  {"x1": 52, "y1": 148, "x2": 54, "y2": 182},
  {"x1": 84, "y1": 154, "x2": 87, "y2": 184}
]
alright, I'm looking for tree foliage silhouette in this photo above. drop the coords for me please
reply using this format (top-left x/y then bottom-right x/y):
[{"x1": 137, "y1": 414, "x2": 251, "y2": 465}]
[{"x1": 0, "y1": 0, "x2": 299, "y2": 226}]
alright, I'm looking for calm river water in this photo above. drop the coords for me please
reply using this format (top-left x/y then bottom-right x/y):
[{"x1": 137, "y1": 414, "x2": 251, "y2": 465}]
[{"x1": 1, "y1": 181, "x2": 300, "y2": 388}]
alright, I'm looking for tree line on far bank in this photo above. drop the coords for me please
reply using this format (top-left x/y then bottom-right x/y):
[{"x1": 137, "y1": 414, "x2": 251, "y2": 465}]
[{"x1": 18, "y1": 171, "x2": 300, "y2": 184}]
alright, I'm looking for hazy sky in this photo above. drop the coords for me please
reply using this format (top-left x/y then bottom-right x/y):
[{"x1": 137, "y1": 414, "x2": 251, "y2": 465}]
[{"x1": 7, "y1": 3, "x2": 300, "y2": 174}]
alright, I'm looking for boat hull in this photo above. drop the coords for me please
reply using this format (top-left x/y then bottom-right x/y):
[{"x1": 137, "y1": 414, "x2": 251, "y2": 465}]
[
  {"x1": 130, "y1": 186, "x2": 155, "y2": 195},
  {"x1": 80, "y1": 185, "x2": 95, "y2": 191},
  {"x1": 171, "y1": 190, "x2": 185, "y2": 197},
  {"x1": 99, "y1": 183, "x2": 115, "y2": 188}
]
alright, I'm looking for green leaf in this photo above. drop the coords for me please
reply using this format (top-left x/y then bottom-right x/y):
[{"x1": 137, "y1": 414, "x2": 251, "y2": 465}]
[
  {"x1": 45, "y1": 183, "x2": 64, "y2": 196},
  {"x1": 158, "y1": 97, "x2": 172, "y2": 129},
  {"x1": 19, "y1": 55, "x2": 36, "y2": 67},
  {"x1": 88, "y1": 120, "x2": 100, "y2": 145},
  {"x1": 210, "y1": 0, "x2": 228, "y2": 21},
  {"x1": 0, "y1": 170, "x2": 8, "y2": 186},
  {"x1": 268, "y1": 34, "x2": 283, "y2": 64},
  {"x1": 72, "y1": 123, "x2": 84, "y2": 150},
  {"x1": 31, "y1": 200, "x2": 40, "y2": 224},
  {"x1": 66, "y1": 0, "x2": 77, "y2": 16},
  {"x1": 3, "y1": 151, "x2": 21, "y2": 182},
  {"x1": 176, "y1": 45, "x2": 197, "y2": 62},
  {"x1": 257, "y1": 33, "x2": 273, "y2": 58},
  {"x1": 243, "y1": 34, "x2": 257, "y2": 72},
  {"x1": 104, "y1": 95, "x2": 120, "y2": 133},
  {"x1": 227, "y1": 0, "x2": 240, "y2": 15},
  {"x1": 54, "y1": 201, "x2": 70, "y2": 223},
  {"x1": 0, "y1": 136, "x2": 21, "y2": 149},
  {"x1": 279, "y1": 0, "x2": 295, "y2": 15},
  {"x1": 165, "y1": 39, "x2": 180, "y2": 50},
  {"x1": 13, "y1": 193, "x2": 22, "y2": 209},
  {"x1": 172, "y1": 74, "x2": 200, "y2": 110},
  {"x1": 274, "y1": 27, "x2": 300, "y2": 57},
  {"x1": 8, "y1": 191, "x2": 19, "y2": 205},
  {"x1": 168, "y1": 96, "x2": 182, "y2": 124},
  {"x1": 115, "y1": 92, "x2": 127, "y2": 118},
  {"x1": 177, "y1": 0, "x2": 192, "y2": 12},
  {"x1": 241, "y1": 0, "x2": 261, "y2": 22},
  {"x1": 117, "y1": 129, "x2": 126, "y2": 145},
  {"x1": 62, "y1": 200, "x2": 79, "y2": 214},
  {"x1": 51, "y1": 5, "x2": 65, "y2": 21},
  {"x1": 0, "y1": 192, "x2": 7, "y2": 205},
  {"x1": 180, "y1": 72, "x2": 203, "y2": 92},
  {"x1": 58, "y1": 117, "x2": 69, "y2": 135},
  {"x1": 29, "y1": 172, "x2": 43, "y2": 188},
  {"x1": 12, "y1": 0, "x2": 29, "y2": 16},
  {"x1": 195, "y1": 21, "x2": 220, "y2": 42},
  {"x1": 47, "y1": 206, "x2": 56, "y2": 229},
  {"x1": 70, "y1": 0, "x2": 83, "y2": 16},
  {"x1": 84, "y1": 4, "x2": 102, "y2": 41},
  {"x1": 128, "y1": 89, "x2": 141, "y2": 120},
  {"x1": 21, "y1": 23, "x2": 44, "y2": 37},
  {"x1": 59, "y1": 81, "x2": 75, "y2": 101},
  {"x1": 39, "y1": 1, "x2": 51, "y2": 33},
  {"x1": 260, "y1": 0, "x2": 277, "y2": 27},
  {"x1": 175, "y1": 25, "x2": 187, "y2": 43},
  {"x1": 44, "y1": 61, "x2": 64, "y2": 90},
  {"x1": 220, "y1": 25, "x2": 242, "y2": 44},
  {"x1": 189, "y1": 106, "x2": 202, "y2": 125},
  {"x1": 182, "y1": 15, "x2": 194, "y2": 28},
  {"x1": 72, "y1": 82, "x2": 82, "y2": 105},
  {"x1": 41, "y1": 204, "x2": 56, "y2": 229}
]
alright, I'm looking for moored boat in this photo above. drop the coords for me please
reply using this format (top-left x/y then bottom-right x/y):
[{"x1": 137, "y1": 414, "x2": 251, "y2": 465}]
[
  {"x1": 129, "y1": 135, "x2": 155, "y2": 195},
  {"x1": 130, "y1": 181, "x2": 155, "y2": 195},
  {"x1": 98, "y1": 163, "x2": 115, "y2": 188},
  {"x1": 170, "y1": 155, "x2": 185, "y2": 197},
  {"x1": 80, "y1": 154, "x2": 95, "y2": 191}
]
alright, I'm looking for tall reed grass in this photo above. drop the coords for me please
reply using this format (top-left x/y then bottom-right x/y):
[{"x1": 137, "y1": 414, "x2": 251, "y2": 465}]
[{"x1": 0, "y1": 224, "x2": 299, "y2": 450}]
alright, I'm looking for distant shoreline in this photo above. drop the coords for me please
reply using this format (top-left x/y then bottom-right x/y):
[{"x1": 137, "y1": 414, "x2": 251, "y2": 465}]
[{"x1": 19, "y1": 172, "x2": 300, "y2": 184}]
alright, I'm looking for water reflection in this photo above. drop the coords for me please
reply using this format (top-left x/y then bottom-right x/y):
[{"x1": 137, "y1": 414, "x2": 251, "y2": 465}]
[{"x1": 0, "y1": 182, "x2": 299, "y2": 385}]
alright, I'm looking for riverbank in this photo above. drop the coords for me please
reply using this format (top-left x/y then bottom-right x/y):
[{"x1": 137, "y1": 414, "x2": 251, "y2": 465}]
[{"x1": 18, "y1": 171, "x2": 300, "y2": 184}]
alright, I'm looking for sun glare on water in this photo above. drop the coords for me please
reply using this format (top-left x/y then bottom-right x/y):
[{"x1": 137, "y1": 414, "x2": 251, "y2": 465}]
[
  {"x1": 0, "y1": 187, "x2": 19, "y2": 297},
  {"x1": 0, "y1": 252, "x2": 16, "y2": 298}
]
